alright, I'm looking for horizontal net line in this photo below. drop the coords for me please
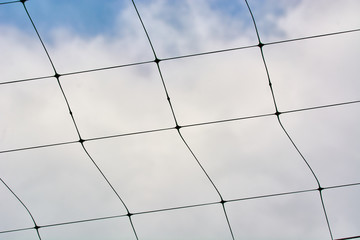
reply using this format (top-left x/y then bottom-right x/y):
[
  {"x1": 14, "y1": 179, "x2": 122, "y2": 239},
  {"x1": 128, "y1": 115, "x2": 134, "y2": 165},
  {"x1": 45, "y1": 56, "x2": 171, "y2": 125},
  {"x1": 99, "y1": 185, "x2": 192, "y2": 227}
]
[
  {"x1": 335, "y1": 236, "x2": 360, "y2": 240},
  {"x1": 1, "y1": 99, "x2": 359, "y2": 155},
  {"x1": 1, "y1": 182, "x2": 358, "y2": 235},
  {"x1": 324, "y1": 182, "x2": 360, "y2": 190},
  {"x1": 0, "y1": 0, "x2": 20, "y2": 5},
  {"x1": 280, "y1": 100, "x2": 360, "y2": 114},
  {"x1": 59, "y1": 59, "x2": 155, "y2": 77},
  {"x1": 0, "y1": 140, "x2": 78, "y2": 154},
  {"x1": 225, "y1": 182, "x2": 360, "y2": 202},
  {"x1": 0, "y1": 227, "x2": 34, "y2": 235},
  {"x1": 0, "y1": 75, "x2": 55, "y2": 86},
  {"x1": 266, "y1": 28, "x2": 360, "y2": 46},
  {"x1": 1, "y1": 1, "x2": 358, "y2": 239},
  {"x1": 1, "y1": 28, "x2": 359, "y2": 86}
]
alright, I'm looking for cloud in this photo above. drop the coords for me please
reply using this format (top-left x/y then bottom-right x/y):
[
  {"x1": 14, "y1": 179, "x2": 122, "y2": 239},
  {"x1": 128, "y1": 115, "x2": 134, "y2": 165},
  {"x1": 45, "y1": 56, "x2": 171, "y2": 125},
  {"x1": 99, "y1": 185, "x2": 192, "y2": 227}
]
[
  {"x1": 160, "y1": 48, "x2": 275, "y2": 125},
  {"x1": 181, "y1": 116, "x2": 318, "y2": 200},
  {"x1": 280, "y1": 104, "x2": 360, "y2": 187},
  {"x1": 249, "y1": 0, "x2": 360, "y2": 42},
  {"x1": 0, "y1": 78, "x2": 77, "y2": 151},
  {"x1": 0, "y1": 0, "x2": 360, "y2": 239},
  {"x1": 0, "y1": 144, "x2": 127, "y2": 226},
  {"x1": 135, "y1": 0, "x2": 258, "y2": 57},
  {"x1": 226, "y1": 191, "x2": 330, "y2": 239},
  {"x1": 264, "y1": 31, "x2": 360, "y2": 111},
  {"x1": 323, "y1": 185, "x2": 360, "y2": 239},
  {"x1": 59, "y1": 64, "x2": 174, "y2": 139},
  {"x1": 133, "y1": 204, "x2": 233, "y2": 240},
  {"x1": 275, "y1": 0, "x2": 360, "y2": 39},
  {"x1": 84, "y1": 130, "x2": 220, "y2": 213},
  {"x1": 0, "y1": 25, "x2": 53, "y2": 82},
  {"x1": 38, "y1": 1, "x2": 154, "y2": 73}
]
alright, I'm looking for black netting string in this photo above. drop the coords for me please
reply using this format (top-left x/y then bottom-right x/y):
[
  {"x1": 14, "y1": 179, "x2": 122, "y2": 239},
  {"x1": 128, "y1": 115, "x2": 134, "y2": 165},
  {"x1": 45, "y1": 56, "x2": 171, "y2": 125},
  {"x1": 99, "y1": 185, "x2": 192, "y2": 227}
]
[
  {"x1": 0, "y1": 0, "x2": 359, "y2": 239},
  {"x1": 131, "y1": 0, "x2": 235, "y2": 238},
  {"x1": 11, "y1": 1, "x2": 140, "y2": 239},
  {"x1": 244, "y1": 0, "x2": 334, "y2": 239}
]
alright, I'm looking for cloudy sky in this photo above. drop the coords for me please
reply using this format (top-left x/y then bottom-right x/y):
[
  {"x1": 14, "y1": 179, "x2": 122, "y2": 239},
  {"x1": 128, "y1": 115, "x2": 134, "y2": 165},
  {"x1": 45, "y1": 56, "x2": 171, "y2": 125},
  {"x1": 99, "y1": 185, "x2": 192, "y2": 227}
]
[{"x1": 0, "y1": 0, "x2": 360, "y2": 239}]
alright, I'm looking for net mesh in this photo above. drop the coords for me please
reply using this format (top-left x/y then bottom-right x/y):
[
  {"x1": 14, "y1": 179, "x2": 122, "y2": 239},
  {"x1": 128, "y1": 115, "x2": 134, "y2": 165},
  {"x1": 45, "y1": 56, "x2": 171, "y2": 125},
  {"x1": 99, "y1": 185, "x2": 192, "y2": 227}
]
[{"x1": 0, "y1": 0, "x2": 359, "y2": 239}]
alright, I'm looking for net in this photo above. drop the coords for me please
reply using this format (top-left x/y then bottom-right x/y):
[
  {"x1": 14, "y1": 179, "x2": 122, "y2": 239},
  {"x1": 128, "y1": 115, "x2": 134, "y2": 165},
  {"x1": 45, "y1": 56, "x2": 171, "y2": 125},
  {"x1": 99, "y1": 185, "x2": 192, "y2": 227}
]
[{"x1": 0, "y1": 0, "x2": 359, "y2": 239}]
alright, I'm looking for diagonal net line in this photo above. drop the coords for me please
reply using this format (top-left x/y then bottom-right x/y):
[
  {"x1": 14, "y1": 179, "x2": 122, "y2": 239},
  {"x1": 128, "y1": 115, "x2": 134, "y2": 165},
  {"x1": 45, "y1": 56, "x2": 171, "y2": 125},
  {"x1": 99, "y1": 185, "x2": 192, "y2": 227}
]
[
  {"x1": 131, "y1": 0, "x2": 235, "y2": 238},
  {"x1": 0, "y1": 0, "x2": 359, "y2": 239},
  {"x1": 13, "y1": 1, "x2": 140, "y2": 239},
  {"x1": 0, "y1": 178, "x2": 42, "y2": 239},
  {"x1": 245, "y1": 0, "x2": 336, "y2": 239}
]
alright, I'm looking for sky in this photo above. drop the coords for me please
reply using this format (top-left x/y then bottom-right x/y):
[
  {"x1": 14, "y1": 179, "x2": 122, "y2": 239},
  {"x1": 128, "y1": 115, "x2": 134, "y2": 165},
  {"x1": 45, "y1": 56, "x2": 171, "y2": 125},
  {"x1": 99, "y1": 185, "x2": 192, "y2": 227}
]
[{"x1": 0, "y1": 0, "x2": 360, "y2": 239}]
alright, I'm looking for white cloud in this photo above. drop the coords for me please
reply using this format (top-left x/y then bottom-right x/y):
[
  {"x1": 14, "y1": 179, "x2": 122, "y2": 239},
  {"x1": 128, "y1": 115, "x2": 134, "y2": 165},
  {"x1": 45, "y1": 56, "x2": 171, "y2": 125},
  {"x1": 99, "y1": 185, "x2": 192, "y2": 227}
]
[
  {"x1": 276, "y1": 0, "x2": 360, "y2": 39},
  {"x1": 0, "y1": 144, "x2": 127, "y2": 225},
  {"x1": 0, "y1": 78, "x2": 77, "y2": 151},
  {"x1": 226, "y1": 191, "x2": 330, "y2": 239},
  {"x1": 84, "y1": 130, "x2": 220, "y2": 213},
  {"x1": 264, "y1": 31, "x2": 360, "y2": 111},
  {"x1": 250, "y1": 0, "x2": 360, "y2": 42},
  {"x1": 40, "y1": 217, "x2": 136, "y2": 240},
  {"x1": 133, "y1": 204, "x2": 233, "y2": 240},
  {"x1": 160, "y1": 47, "x2": 275, "y2": 125},
  {"x1": 0, "y1": 0, "x2": 359, "y2": 239},
  {"x1": 59, "y1": 64, "x2": 174, "y2": 139},
  {"x1": 136, "y1": 0, "x2": 257, "y2": 57},
  {"x1": 181, "y1": 116, "x2": 318, "y2": 200},
  {"x1": 323, "y1": 185, "x2": 360, "y2": 239},
  {"x1": 280, "y1": 104, "x2": 360, "y2": 187},
  {"x1": 0, "y1": 26, "x2": 53, "y2": 82}
]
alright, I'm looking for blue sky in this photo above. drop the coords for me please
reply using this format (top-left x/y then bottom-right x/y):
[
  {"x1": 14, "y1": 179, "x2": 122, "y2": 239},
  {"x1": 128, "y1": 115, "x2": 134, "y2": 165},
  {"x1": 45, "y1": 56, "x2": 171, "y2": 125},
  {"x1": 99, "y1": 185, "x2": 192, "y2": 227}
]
[
  {"x1": 1, "y1": 0, "x2": 360, "y2": 240},
  {"x1": 0, "y1": 0, "x2": 254, "y2": 46},
  {"x1": 0, "y1": 0, "x2": 124, "y2": 36}
]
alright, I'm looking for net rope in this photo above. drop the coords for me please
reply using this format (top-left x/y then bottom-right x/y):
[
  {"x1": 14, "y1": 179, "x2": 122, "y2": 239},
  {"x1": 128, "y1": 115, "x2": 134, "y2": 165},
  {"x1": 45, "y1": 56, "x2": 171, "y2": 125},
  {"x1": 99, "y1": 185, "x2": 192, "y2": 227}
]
[{"x1": 0, "y1": 0, "x2": 359, "y2": 240}]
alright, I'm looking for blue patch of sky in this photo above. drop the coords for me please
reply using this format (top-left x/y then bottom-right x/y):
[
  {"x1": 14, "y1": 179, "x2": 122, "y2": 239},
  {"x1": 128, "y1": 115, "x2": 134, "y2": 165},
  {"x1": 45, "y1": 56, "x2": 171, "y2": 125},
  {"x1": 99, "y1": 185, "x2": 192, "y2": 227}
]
[
  {"x1": 160, "y1": 0, "x2": 254, "y2": 29},
  {"x1": 26, "y1": 0, "x2": 125, "y2": 37},
  {"x1": 0, "y1": 2, "x2": 34, "y2": 34},
  {"x1": 150, "y1": 1, "x2": 187, "y2": 31},
  {"x1": 247, "y1": 0, "x2": 302, "y2": 40},
  {"x1": 0, "y1": 0, "x2": 127, "y2": 40},
  {"x1": 208, "y1": 0, "x2": 253, "y2": 26},
  {"x1": 0, "y1": 0, "x2": 296, "y2": 42},
  {"x1": 134, "y1": 0, "x2": 256, "y2": 38},
  {"x1": 248, "y1": 0, "x2": 289, "y2": 16}
]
